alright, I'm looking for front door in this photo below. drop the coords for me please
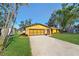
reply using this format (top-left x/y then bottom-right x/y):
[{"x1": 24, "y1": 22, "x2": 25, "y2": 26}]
[{"x1": 47, "y1": 29, "x2": 50, "y2": 35}]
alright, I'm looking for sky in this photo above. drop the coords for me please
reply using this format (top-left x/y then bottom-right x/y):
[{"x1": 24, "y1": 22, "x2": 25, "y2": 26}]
[{"x1": 14, "y1": 3, "x2": 62, "y2": 29}]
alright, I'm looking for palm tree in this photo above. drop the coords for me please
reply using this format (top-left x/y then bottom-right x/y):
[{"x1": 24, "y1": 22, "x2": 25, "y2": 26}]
[{"x1": 48, "y1": 3, "x2": 79, "y2": 32}]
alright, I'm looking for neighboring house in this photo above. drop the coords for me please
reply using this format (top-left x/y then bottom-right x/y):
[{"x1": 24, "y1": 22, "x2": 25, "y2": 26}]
[{"x1": 25, "y1": 23, "x2": 59, "y2": 36}]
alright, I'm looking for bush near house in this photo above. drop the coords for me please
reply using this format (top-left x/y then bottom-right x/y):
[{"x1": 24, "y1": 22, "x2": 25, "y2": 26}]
[
  {"x1": 52, "y1": 33, "x2": 79, "y2": 45},
  {"x1": 3, "y1": 34, "x2": 32, "y2": 56}
]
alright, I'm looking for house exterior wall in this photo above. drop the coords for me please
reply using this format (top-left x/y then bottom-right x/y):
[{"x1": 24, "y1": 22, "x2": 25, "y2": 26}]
[
  {"x1": 25, "y1": 24, "x2": 59, "y2": 36},
  {"x1": 51, "y1": 29, "x2": 59, "y2": 34},
  {"x1": 25, "y1": 28, "x2": 29, "y2": 35},
  {"x1": 25, "y1": 24, "x2": 49, "y2": 35}
]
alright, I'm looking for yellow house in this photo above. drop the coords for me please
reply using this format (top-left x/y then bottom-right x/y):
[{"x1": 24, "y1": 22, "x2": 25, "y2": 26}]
[{"x1": 25, "y1": 23, "x2": 59, "y2": 36}]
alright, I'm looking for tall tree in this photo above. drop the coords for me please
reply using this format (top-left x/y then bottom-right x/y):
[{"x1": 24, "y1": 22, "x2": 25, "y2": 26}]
[
  {"x1": 0, "y1": 3, "x2": 28, "y2": 51},
  {"x1": 48, "y1": 3, "x2": 79, "y2": 32},
  {"x1": 48, "y1": 11, "x2": 57, "y2": 27},
  {"x1": 19, "y1": 19, "x2": 32, "y2": 31}
]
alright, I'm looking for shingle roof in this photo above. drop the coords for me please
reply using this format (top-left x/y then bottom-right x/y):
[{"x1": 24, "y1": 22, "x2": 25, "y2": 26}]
[
  {"x1": 26, "y1": 23, "x2": 59, "y2": 29},
  {"x1": 26, "y1": 23, "x2": 49, "y2": 28}
]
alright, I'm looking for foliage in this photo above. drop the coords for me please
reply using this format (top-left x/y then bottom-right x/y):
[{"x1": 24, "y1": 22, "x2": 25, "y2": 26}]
[
  {"x1": 0, "y1": 3, "x2": 28, "y2": 51},
  {"x1": 48, "y1": 3, "x2": 79, "y2": 31},
  {"x1": 74, "y1": 24, "x2": 79, "y2": 33},
  {"x1": 19, "y1": 19, "x2": 32, "y2": 30},
  {"x1": 48, "y1": 11, "x2": 57, "y2": 27}
]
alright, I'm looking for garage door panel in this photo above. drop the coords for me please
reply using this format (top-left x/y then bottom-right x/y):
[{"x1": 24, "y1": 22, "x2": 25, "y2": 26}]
[
  {"x1": 29, "y1": 29, "x2": 45, "y2": 36},
  {"x1": 29, "y1": 30, "x2": 34, "y2": 35},
  {"x1": 41, "y1": 30, "x2": 44, "y2": 34}
]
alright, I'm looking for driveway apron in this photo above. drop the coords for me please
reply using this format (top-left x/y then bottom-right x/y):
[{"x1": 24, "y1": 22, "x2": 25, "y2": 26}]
[{"x1": 30, "y1": 35, "x2": 79, "y2": 56}]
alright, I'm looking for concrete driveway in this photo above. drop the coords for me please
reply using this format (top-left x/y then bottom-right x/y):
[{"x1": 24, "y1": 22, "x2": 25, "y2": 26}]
[{"x1": 29, "y1": 35, "x2": 79, "y2": 56}]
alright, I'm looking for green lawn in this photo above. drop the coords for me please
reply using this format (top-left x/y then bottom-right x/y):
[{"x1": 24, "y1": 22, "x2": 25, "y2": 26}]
[
  {"x1": 3, "y1": 34, "x2": 32, "y2": 56},
  {"x1": 52, "y1": 33, "x2": 79, "y2": 45}
]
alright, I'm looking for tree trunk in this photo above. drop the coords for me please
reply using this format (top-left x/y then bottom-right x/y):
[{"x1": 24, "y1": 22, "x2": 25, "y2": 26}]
[
  {"x1": 2, "y1": 10, "x2": 14, "y2": 50},
  {"x1": 0, "y1": 9, "x2": 14, "y2": 51}
]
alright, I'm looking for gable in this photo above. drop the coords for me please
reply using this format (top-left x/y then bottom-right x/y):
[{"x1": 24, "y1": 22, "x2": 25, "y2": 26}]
[{"x1": 26, "y1": 24, "x2": 49, "y2": 29}]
